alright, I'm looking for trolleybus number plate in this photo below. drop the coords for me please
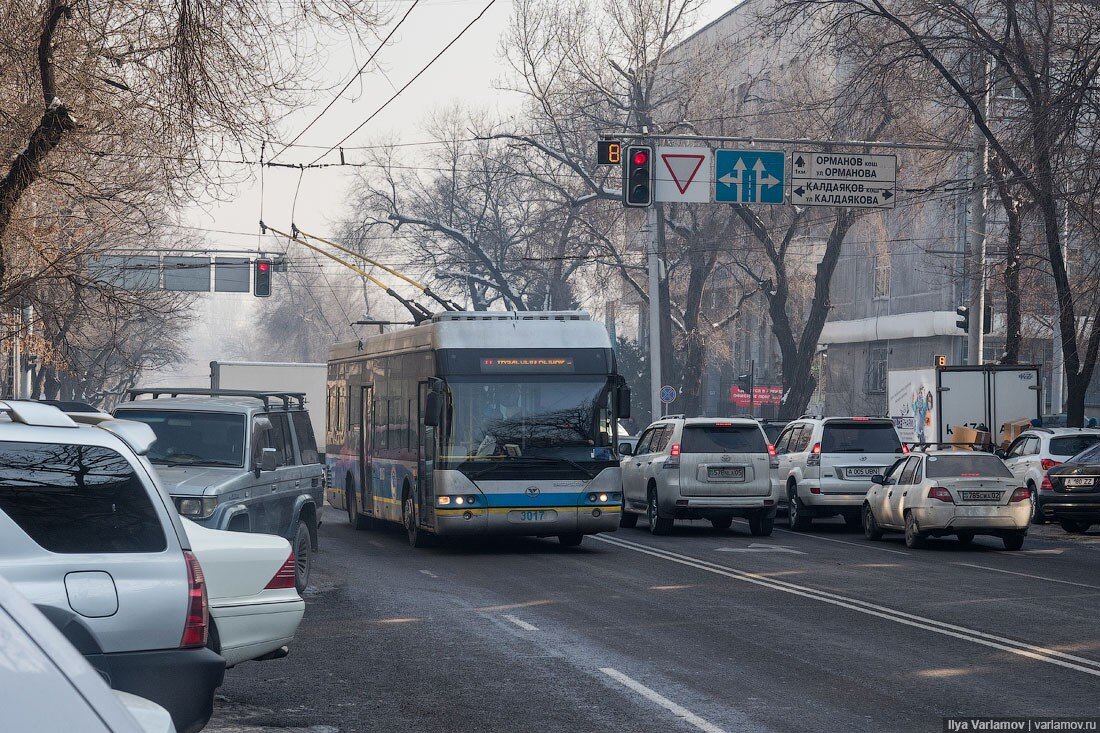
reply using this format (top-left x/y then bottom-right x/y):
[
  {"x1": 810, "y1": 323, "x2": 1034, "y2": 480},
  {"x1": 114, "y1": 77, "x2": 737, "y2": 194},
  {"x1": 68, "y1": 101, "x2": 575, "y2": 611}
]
[{"x1": 510, "y1": 509, "x2": 557, "y2": 523}]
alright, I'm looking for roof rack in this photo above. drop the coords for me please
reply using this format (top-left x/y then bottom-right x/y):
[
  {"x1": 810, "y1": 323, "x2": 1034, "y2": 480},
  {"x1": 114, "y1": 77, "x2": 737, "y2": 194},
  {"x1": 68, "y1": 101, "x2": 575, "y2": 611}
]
[
  {"x1": 660, "y1": 414, "x2": 686, "y2": 420},
  {"x1": 0, "y1": 400, "x2": 78, "y2": 428},
  {"x1": 126, "y1": 388, "x2": 306, "y2": 410}
]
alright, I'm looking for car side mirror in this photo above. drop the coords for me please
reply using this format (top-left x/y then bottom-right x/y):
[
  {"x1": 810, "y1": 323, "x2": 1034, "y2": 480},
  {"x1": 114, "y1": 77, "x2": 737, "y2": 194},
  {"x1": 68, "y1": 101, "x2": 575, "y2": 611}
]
[
  {"x1": 424, "y1": 391, "x2": 443, "y2": 428},
  {"x1": 259, "y1": 447, "x2": 278, "y2": 472},
  {"x1": 871, "y1": 474, "x2": 886, "y2": 485},
  {"x1": 995, "y1": 448, "x2": 1007, "y2": 459},
  {"x1": 618, "y1": 442, "x2": 633, "y2": 456},
  {"x1": 615, "y1": 385, "x2": 631, "y2": 419}
]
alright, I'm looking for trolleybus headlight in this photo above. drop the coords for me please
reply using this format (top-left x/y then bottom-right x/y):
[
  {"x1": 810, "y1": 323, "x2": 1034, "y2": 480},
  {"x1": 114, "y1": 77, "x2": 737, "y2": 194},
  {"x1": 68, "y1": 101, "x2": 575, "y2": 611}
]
[
  {"x1": 587, "y1": 492, "x2": 597, "y2": 502},
  {"x1": 438, "y1": 496, "x2": 451, "y2": 506},
  {"x1": 598, "y1": 493, "x2": 608, "y2": 502},
  {"x1": 466, "y1": 495, "x2": 477, "y2": 505},
  {"x1": 455, "y1": 496, "x2": 465, "y2": 505}
]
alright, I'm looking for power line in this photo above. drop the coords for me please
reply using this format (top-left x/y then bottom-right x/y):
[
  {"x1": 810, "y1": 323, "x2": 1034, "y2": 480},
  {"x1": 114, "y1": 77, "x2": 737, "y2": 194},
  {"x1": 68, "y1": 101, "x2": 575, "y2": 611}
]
[
  {"x1": 268, "y1": 0, "x2": 424, "y2": 164},
  {"x1": 307, "y1": 0, "x2": 499, "y2": 165}
]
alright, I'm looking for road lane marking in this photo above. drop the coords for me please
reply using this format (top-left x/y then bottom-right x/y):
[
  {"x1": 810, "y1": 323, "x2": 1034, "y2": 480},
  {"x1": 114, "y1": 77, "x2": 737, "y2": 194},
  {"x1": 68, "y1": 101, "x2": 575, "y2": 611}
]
[
  {"x1": 730, "y1": 519, "x2": 912, "y2": 555},
  {"x1": 475, "y1": 599, "x2": 555, "y2": 612},
  {"x1": 419, "y1": 570, "x2": 439, "y2": 578},
  {"x1": 599, "y1": 668, "x2": 727, "y2": 733},
  {"x1": 715, "y1": 544, "x2": 805, "y2": 555},
  {"x1": 595, "y1": 535, "x2": 1100, "y2": 678},
  {"x1": 954, "y1": 562, "x2": 1100, "y2": 590},
  {"x1": 502, "y1": 614, "x2": 539, "y2": 631}
]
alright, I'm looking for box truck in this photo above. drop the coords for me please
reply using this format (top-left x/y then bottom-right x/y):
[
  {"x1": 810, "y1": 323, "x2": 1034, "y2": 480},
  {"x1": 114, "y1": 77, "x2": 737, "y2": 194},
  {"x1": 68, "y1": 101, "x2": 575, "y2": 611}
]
[
  {"x1": 888, "y1": 365, "x2": 1042, "y2": 446},
  {"x1": 209, "y1": 361, "x2": 327, "y2": 453}
]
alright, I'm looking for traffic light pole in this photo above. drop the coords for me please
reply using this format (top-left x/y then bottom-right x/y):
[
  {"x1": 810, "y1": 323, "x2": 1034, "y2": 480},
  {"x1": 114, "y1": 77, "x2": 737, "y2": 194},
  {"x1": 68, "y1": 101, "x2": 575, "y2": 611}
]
[
  {"x1": 749, "y1": 360, "x2": 755, "y2": 417},
  {"x1": 967, "y1": 55, "x2": 990, "y2": 367},
  {"x1": 647, "y1": 205, "x2": 663, "y2": 422}
]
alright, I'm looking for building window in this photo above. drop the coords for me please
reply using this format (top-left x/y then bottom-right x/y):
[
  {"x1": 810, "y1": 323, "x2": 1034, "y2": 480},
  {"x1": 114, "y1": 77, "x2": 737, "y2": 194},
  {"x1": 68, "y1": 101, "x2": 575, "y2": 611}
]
[
  {"x1": 873, "y1": 255, "x2": 890, "y2": 298},
  {"x1": 865, "y1": 344, "x2": 888, "y2": 394}
]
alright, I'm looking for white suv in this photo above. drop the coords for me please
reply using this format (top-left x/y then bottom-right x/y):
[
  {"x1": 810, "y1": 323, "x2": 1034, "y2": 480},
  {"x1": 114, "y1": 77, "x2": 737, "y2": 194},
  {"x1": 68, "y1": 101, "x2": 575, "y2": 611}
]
[
  {"x1": 774, "y1": 417, "x2": 905, "y2": 531},
  {"x1": 619, "y1": 417, "x2": 778, "y2": 536},
  {"x1": 1001, "y1": 427, "x2": 1100, "y2": 518}
]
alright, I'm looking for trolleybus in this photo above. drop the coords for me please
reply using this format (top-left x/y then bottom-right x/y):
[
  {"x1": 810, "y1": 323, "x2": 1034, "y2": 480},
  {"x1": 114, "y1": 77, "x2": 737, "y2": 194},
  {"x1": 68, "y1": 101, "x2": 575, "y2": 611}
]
[{"x1": 326, "y1": 311, "x2": 630, "y2": 547}]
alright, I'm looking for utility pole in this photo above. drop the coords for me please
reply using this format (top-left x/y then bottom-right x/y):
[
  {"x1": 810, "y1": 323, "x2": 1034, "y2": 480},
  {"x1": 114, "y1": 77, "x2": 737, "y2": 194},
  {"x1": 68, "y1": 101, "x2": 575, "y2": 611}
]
[
  {"x1": 967, "y1": 56, "x2": 990, "y2": 367},
  {"x1": 647, "y1": 205, "x2": 662, "y2": 423},
  {"x1": 1051, "y1": 203, "x2": 1068, "y2": 414},
  {"x1": 749, "y1": 360, "x2": 756, "y2": 417}
]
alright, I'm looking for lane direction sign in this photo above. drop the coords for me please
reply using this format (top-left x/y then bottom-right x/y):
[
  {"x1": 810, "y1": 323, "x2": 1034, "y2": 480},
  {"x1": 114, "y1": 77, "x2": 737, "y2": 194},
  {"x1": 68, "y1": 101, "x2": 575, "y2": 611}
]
[
  {"x1": 791, "y1": 151, "x2": 897, "y2": 209},
  {"x1": 655, "y1": 146, "x2": 712, "y2": 203},
  {"x1": 714, "y1": 149, "x2": 785, "y2": 204}
]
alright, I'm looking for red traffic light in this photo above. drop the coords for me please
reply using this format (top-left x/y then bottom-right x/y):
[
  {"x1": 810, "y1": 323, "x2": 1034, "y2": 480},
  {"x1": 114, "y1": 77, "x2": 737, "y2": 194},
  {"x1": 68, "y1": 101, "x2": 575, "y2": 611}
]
[
  {"x1": 258, "y1": 261, "x2": 270, "y2": 273},
  {"x1": 632, "y1": 150, "x2": 649, "y2": 166}
]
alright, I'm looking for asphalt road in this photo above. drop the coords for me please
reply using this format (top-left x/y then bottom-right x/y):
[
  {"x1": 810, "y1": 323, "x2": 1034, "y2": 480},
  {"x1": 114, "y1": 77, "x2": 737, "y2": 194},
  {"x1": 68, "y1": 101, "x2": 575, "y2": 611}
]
[{"x1": 208, "y1": 508, "x2": 1100, "y2": 733}]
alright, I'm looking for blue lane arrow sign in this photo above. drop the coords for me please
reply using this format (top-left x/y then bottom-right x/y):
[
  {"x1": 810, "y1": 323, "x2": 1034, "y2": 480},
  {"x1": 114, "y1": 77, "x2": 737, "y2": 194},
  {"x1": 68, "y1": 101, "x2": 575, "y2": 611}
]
[{"x1": 714, "y1": 149, "x2": 785, "y2": 204}]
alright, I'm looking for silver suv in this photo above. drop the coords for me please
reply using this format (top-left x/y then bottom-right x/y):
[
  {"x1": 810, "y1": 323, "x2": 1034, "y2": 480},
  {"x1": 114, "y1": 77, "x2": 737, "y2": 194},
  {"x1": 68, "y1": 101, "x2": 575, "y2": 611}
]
[
  {"x1": 115, "y1": 389, "x2": 324, "y2": 592},
  {"x1": 1000, "y1": 427, "x2": 1100, "y2": 521},
  {"x1": 0, "y1": 400, "x2": 224, "y2": 733},
  {"x1": 619, "y1": 416, "x2": 778, "y2": 536},
  {"x1": 774, "y1": 416, "x2": 905, "y2": 531}
]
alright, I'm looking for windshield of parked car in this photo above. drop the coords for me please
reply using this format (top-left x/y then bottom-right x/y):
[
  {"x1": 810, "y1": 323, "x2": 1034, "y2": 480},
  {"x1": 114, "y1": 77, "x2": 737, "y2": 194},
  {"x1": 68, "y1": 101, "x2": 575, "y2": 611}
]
[
  {"x1": 682, "y1": 425, "x2": 766, "y2": 453},
  {"x1": 1051, "y1": 435, "x2": 1100, "y2": 458},
  {"x1": 116, "y1": 410, "x2": 246, "y2": 467},
  {"x1": 924, "y1": 454, "x2": 1013, "y2": 478},
  {"x1": 821, "y1": 423, "x2": 902, "y2": 453}
]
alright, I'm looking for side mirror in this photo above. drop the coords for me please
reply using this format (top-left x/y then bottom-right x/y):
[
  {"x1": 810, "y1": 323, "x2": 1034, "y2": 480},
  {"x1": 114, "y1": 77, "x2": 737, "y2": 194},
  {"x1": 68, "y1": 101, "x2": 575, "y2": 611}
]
[
  {"x1": 259, "y1": 447, "x2": 278, "y2": 472},
  {"x1": 618, "y1": 442, "x2": 634, "y2": 456},
  {"x1": 615, "y1": 384, "x2": 631, "y2": 419},
  {"x1": 424, "y1": 391, "x2": 443, "y2": 428},
  {"x1": 870, "y1": 474, "x2": 886, "y2": 485},
  {"x1": 995, "y1": 448, "x2": 1007, "y2": 459}
]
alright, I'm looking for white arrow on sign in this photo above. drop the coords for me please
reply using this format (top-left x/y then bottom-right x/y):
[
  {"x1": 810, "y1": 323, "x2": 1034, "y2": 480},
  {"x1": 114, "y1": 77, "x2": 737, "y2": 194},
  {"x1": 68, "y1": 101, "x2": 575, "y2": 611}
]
[
  {"x1": 753, "y1": 158, "x2": 780, "y2": 201},
  {"x1": 715, "y1": 544, "x2": 806, "y2": 555},
  {"x1": 718, "y1": 157, "x2": 746, "y2": 187}
]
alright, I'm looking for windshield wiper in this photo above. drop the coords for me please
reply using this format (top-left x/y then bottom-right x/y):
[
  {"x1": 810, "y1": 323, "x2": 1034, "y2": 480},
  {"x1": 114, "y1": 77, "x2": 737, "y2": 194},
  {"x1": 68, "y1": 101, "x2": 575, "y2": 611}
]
[
  {"x1": 154, "y1": 457, "x2": 239, "y2": 467},
  {"x1": 467, "y1": 456, "x2": 595, "y2": 480}
]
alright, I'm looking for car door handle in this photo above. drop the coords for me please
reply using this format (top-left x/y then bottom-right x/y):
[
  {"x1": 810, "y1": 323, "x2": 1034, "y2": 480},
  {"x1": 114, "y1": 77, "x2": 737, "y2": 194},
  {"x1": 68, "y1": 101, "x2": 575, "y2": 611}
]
[
  {"x1": 902, "y1": 491, "x2": 907, "y2": 496},
  {"x1": 635, "y1": 463, "x2": 642, "y2": 467},
  {"x1": 295, "y1": 481, "x2": 302, "y2": 488},
  {"x1": 887, "y1": 491, "x2": 893, "y2": 497}
]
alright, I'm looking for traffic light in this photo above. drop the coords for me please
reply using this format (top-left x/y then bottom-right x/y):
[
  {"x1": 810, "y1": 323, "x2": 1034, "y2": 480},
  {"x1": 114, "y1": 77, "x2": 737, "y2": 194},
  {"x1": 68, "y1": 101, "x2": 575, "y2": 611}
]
[
  {"x1": 956, "y1": 306, "x2": 969, "y2": 332},
  {"x1": 623, "y1": 145, "x2": 653, "y2": 207},
  {"x1": 254, "y1": 258, "x2": 272, "y2": 297},
  {"x1": 736, "y1": 373, "x2": 752, "y2": 393}
]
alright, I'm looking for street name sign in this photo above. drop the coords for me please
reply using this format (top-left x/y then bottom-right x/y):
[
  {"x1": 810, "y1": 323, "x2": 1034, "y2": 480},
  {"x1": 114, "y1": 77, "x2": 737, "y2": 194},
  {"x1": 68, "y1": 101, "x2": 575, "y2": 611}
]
[
  {"x1": 655, "y1": 147, "x2": 712, "y2": 203},
  {"x1": 714, "y1": 149, "x2": 785, "y2": 204},
  {"x1": 791, "y1": 151, "x2": 897, "y2": 209}
]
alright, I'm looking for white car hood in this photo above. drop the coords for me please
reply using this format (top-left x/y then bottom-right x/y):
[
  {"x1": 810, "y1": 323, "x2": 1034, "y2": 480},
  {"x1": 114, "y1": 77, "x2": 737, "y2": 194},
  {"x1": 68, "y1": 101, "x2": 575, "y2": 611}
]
[{"x1": 181, "y1": 519, "x2": 295, "y2": 601}]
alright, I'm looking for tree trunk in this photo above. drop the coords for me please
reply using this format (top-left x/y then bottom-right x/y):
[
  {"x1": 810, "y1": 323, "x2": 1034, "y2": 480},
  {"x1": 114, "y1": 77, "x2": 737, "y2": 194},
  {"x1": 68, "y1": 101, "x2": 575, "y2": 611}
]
[
  {"x1": 676, "y1": 250, "x2": 718, "y2": 416},
  {"x1": 992, "y1": 163, "x2": 1024, "y2": 364}
]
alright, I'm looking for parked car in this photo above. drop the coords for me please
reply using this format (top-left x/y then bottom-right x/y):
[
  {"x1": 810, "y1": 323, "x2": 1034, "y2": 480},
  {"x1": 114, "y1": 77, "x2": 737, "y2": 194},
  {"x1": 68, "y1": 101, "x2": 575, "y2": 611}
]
[
  {"x1": 181, "y1": 518, "x2": 305, "y2": 667},
  {"x1": 774, "y1": 417, "x2": 905, "y2": 531},
  {"x1": 620, "y1": 416, "x2": 778, "y2": 536},
  {"x1": 1039, "y1": 442, "x2": 1100, "y2": 533},
  {"x1": 757, "y1": 419, "x2": 790, "y2": 446},
  {"x1": 0, "y1": 400, "x2": 224, "y2": 733},
  {"x1": 114, "y1": 388, "x2": 324, "y2": 591},
  {"x1": 0, "y1": 574, "x2": 176, "y2": 733},
  {"x1": 1000, "y1": 427, "x2": 1100, "y2": 522},
  {"x1": 863, "y1": 450, "x2": 1031, "y2": 549}
]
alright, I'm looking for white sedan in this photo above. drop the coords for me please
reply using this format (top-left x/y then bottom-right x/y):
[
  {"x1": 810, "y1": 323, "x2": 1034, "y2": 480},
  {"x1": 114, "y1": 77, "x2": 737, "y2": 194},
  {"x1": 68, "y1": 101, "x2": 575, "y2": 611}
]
[
  {"x1": 863, "y1": 450, "x2": 1031, "y2": 550},
  {"x1": 181, "y1": 519, "x2": 305, "y2": 667}
]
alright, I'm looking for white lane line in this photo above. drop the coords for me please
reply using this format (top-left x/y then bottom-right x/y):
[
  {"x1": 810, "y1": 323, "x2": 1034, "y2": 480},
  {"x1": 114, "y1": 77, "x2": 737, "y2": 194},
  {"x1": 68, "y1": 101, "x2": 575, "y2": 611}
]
[
  {"x1": 770, "y1": 527, "x2": 912, "y2": 556},
  {"x1": 600, "y1": 667, "x2": 727, "y2": 733},
  {"x1": 419, "y1": 570, "x2": 439, "y2": 578},
  {"x1": 502, "y1": 614, "x2": 539, "y2": 631},
  {"x1": 954, "y1": 562, "x2": 1100, "y2": 590},
  {"x1": 594, "y1": 535, "x2": 1100, "y2": 678}
]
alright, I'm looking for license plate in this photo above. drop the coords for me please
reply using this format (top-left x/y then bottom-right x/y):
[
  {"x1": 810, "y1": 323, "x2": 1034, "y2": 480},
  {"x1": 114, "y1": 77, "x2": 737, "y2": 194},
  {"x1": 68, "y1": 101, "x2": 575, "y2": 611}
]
[
  {"x1": 961, "y1": 491, "x2": 1002, "y2": 502},
  {"x1": 844, "y1": 467, "x2": 880, "y2": 479},
  {"x1": 508, "y1": 509, "x2": 557, "y2": 523},
  {"x1": 1063, "y1": 477, "x2": 1095, "y2": 487},
  {"x1": 708, "y1": 467, "x2": 745, "y2": 480}
]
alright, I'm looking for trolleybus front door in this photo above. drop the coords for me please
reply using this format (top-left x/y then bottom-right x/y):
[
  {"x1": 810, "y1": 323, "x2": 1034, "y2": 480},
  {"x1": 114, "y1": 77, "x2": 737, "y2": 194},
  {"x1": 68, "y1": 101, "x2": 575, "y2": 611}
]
[
  {"x1": 418, "y1": 381, "x2": 436, "y2": 528},
  {"x1": 359, "y1": 385, "x2": 374, "y2": 516}
]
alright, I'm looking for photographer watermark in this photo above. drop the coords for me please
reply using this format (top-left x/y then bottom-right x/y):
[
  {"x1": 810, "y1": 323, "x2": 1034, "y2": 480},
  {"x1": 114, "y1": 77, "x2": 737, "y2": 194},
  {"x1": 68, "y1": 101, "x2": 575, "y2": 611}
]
[{"x1": 944, "y1": 719, "x2": 1100, "y2": 732}]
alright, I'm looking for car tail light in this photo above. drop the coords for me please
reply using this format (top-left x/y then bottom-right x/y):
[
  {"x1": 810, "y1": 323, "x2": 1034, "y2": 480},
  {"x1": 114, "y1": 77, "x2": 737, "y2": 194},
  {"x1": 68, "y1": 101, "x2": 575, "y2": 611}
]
[
  {"x1": 1009, "y1": 487, "x2": 1031, "y2": 503},
  {"x1": 664, "y1": 443, "x2": 681, "y2": 469},
  {"x1": 807, "y1": 443, "x2": 821, "y2": 467},
  {"x1": 180, "y1": 551, "x2": 209, "y2": 648},
  {"x1": 767, "y1": 444, "x2": 777, "y2": 458},
  {"x1": 927, "y1": 486, "x2": 954, "y2": 503},
  {"x1": 901, "y1": 444, "x2": 910, "y2": 455},
  {"x1": 1040, "y1": 473, "x2": 1054, "y2": 491},
  {"x1": 810, "y1": 486, "x2": 821, "y2": 494},
  {"x1": 1040, "y1": 458, "x2": 1062, "y2": 471},
  {"x1": 265, "y1": 551, "x2": 297, "y2": 590}
]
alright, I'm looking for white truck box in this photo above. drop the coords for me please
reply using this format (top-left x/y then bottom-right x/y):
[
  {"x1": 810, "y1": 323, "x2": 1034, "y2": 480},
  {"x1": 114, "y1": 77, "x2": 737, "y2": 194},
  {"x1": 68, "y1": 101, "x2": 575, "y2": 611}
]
[{"x1": 210, "y1": 361, "x2": 327, "y2": 452}]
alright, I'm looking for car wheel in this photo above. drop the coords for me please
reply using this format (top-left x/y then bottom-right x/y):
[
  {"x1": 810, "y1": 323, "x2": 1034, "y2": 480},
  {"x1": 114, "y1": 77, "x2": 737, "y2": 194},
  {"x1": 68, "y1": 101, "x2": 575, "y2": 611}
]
[
  {"x1": 1027, "y1": 483, "x2": 1045, "y2": 525},
  {"x1": 904, "y1": 512, "x2": 925, "y2": 549},
  {"x1": 1060, "y1": 519, "x2": 1093, "y2": 534},
  {"x1": 1002, "y1": 531, "x2": 1025, "y2": 551},
  {"x1": 558, "y1": 533, "x2": 584, "y2": 547},
  {"x1": 403, "y1": 492, "x2": 430, "y2": 548},
  {"x1": 788, "y1": 487, "x2": 811, "y2": 531},
  {"x1": 647, "y1": 485, "x2": 673, "y2": 536},
  {"x1": 292, "y1": 520, "x2": 312, "y2": 593},
  {"x1": 748, "y1": 512, "x2": 774, "y2": 537},
  {"x1": 863, "y1": 504, "x2": 884, "y2": 541},
  {"x1": 956, "y1": 532, "x2": 975, "y2": 545},
  {"x1": 620, "y1": 510, "x2": 639, "y2": 528},
  {"x1": 710, "y1": 516, "x2": 734, "y2": 531}
]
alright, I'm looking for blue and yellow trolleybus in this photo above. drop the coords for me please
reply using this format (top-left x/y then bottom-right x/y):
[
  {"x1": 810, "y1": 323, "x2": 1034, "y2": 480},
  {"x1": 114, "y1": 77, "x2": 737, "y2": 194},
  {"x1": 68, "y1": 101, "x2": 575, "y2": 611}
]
[{"x1": 326, "y1": 311, "x2": 631, "y2": 547}]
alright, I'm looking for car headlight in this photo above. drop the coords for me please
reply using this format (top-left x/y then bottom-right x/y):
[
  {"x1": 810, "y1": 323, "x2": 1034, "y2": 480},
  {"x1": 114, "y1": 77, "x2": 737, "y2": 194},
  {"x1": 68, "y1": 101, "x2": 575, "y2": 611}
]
[{"x1": 175, "y1": 496, "x2": 218, "y2": 519}]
